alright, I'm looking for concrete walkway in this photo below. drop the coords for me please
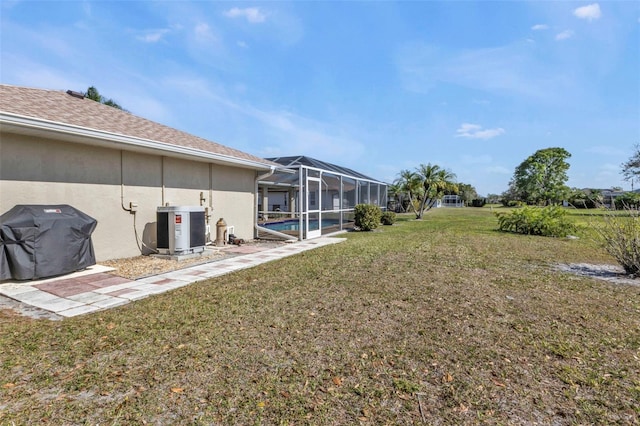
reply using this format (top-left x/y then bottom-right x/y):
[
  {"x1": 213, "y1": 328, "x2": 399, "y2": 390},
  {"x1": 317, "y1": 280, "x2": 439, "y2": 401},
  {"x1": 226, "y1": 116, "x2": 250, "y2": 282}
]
[{"x1": 0, "y1": 237, "x2": 344, "y2": 319}]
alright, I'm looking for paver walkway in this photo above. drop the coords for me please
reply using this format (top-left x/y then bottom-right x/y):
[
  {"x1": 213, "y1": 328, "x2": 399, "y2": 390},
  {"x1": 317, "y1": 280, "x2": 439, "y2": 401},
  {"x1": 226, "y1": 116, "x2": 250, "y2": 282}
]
[{"x1": 0, "y1": 237, "x2": 344, "y2": 319}]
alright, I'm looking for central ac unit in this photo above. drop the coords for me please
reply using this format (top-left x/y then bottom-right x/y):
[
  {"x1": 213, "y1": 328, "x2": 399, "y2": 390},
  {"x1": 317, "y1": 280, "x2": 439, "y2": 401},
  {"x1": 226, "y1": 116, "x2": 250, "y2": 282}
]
[{"x1": 156, "y1": 206, "x2": 206, "y2": 255}]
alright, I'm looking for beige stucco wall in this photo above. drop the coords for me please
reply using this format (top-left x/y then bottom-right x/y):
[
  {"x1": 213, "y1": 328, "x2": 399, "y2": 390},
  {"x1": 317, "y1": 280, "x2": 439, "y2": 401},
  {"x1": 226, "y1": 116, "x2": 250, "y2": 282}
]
[{"x1": 0, "y1": 133, "x2": 259, "y2": 261}]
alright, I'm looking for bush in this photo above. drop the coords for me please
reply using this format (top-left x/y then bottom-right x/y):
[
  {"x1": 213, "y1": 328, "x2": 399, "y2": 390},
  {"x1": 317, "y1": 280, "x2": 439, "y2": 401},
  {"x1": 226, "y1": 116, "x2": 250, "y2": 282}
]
[
  {"x1": 592, "y1": 209, "x2": 640, "y2": 275},
  {"x1": 471, "y1": 198, "x2": 487, "y2": 207},
  {"x1": 501, "y1": 199, "x2": 524, "y2": 207},
  {"x1": 354, "y1": 204, "x2": 382, "y2": 231},
  {"x1": 381, "y1": 211, "x2": 396, "y2": 225},
  {"x1": 495, "y1": 206, "x2": 576, "y2": 237},
  {"x1": 567, "y1": 191, "x2": 599, "y2": 209},
  {"x1": 569, "y1": 198, "x2": 598, "y2": 209},
  {"x1": 613, "y1": 192, "x2": 640, "y2": 210}
]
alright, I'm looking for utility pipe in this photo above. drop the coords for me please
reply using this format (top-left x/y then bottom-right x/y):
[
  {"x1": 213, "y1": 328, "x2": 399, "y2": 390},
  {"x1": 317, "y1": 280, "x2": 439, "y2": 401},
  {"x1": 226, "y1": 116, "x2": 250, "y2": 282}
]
[{"x1": 120, "y1": 150, "x2": 133, "y2": 213}]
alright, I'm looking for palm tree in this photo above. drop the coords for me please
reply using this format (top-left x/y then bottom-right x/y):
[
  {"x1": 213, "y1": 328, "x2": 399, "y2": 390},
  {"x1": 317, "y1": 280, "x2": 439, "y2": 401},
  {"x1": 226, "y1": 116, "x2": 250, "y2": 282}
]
[
  {"x1": 415, "y1": 163, "x2": 457, "y2": 218},
  {"x1": 395, "y1": 169, "x2": 422, "y2": 215}
]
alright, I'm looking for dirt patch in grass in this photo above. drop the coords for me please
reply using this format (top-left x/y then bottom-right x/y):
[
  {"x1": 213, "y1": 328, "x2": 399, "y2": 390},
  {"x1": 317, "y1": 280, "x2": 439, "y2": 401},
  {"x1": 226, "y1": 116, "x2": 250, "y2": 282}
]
[
  {"x1": 556, "y1": 263, "x2": 640, "y2": 286},
  {"x1": 1, "y1": 209, "x2": 639, "y2": 425}
]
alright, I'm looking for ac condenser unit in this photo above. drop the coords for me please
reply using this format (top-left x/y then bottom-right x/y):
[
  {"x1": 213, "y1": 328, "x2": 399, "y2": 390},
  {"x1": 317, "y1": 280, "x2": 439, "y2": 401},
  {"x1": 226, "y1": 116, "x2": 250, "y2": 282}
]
[{"x1": 157, "y1": 206, "x2": 206, "y2": 255}]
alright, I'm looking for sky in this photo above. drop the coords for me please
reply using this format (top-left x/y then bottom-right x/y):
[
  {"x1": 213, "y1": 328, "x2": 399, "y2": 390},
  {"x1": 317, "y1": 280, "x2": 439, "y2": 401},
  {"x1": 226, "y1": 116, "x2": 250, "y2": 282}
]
[{"x1": 1, "y1": 1, "x2": 639, "y2": 196}]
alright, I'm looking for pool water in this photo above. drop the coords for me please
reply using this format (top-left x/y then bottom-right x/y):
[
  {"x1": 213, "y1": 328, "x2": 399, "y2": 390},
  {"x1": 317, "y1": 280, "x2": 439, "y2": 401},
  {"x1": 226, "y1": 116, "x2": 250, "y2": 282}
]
[{"x1": 262, "y1": 219, "x2": 340, "y2": 232}]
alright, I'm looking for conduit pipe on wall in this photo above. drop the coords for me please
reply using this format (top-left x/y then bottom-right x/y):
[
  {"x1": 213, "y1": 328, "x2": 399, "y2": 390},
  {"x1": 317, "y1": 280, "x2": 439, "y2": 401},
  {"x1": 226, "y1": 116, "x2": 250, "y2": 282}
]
[
  {"x1": 206, "y1": 164, "x2": 214, "y2": 243},
  {"x1": 120, "y1": 150, "x2": 156, "y2": 255},
  {"x1": 120, "y1": 150, "x2": 134, "y2": 214},
  {"x1": 161, "y1": 156, "x2": 166, "y2": 206},
  {"x1": 209, "y1": 163, "x2": 213, "y2": 212}
]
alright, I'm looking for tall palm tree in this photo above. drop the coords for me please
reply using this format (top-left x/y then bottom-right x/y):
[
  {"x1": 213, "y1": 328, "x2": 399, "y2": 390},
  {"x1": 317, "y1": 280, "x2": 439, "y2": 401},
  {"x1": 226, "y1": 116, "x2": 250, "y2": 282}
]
[{"x1": 415, "y1": 163, "x2": 457, "y2": 218}]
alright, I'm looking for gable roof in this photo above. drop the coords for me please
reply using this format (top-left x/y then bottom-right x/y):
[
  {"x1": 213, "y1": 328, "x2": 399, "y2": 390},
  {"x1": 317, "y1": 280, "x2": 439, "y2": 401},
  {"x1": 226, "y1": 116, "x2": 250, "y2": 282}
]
[
  {"x1": 267, "y1": 155, "x2": 382, "y2": 182},
  {"x1": 0, "y1": 84, "x2": 276, "y2": 170}
]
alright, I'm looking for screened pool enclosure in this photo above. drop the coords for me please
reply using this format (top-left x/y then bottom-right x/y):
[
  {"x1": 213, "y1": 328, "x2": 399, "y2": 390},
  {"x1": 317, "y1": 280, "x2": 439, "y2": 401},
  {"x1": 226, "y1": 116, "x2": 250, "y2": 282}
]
[{"x1": 256, "y1": 156, "x2": 388, "y2": 240}]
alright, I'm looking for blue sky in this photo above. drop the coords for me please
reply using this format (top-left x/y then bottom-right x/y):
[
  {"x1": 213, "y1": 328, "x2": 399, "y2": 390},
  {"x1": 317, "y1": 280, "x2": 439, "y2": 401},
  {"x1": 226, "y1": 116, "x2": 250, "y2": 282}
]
[{"x1": 1, "y1": 1, "x2": 638, "y2": 196}]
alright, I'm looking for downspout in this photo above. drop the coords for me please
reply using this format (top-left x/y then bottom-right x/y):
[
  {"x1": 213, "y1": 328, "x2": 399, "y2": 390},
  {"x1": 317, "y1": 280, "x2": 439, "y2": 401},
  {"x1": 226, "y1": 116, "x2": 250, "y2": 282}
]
[{"x1": 254, "y1": 166, "x2": 297, "y2": 241}]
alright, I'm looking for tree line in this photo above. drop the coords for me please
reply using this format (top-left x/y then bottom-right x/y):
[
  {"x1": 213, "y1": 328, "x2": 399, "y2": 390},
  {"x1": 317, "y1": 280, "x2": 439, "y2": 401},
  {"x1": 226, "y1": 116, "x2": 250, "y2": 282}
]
[
  {"x1": 389, "y1": 164, "x2": 481, "y2": 219},
  {"x1": 390, "y1": 144, "x2": 640, "y2": 214}
]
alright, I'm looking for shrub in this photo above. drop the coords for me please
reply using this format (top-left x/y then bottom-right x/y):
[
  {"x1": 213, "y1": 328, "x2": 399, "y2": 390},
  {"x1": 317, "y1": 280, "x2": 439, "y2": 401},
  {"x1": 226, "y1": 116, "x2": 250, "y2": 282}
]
[
  {"x1": 592, "y1": 208, "x2": 640, "y2": 275},
  {"x1": 471, "y1": 198, "x2": 487, "y2": 207},
  {"x1": 613, "y1": 192, "x2": 640, "y2": 210},
  {"x1": 495, "y1": 206, "x2": 576, "y2": 237},
  {"x1": 381, "y1": 211, "x2": 396, "y2": 225},
  {"x1": 567, "y1": 190, "x2": 599, "y2": 209},
  {"x1": 502, "y1": 199, "x2": 524, "y2": 207},
  {"x1": 354, "y1": 204, "x2": 382, "y2": 231}
]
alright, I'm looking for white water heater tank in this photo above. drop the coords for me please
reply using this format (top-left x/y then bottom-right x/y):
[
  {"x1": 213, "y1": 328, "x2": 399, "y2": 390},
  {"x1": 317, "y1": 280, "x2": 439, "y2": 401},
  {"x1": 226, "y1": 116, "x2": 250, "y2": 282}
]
[{"x1": 156, "y1": 206, "x2": 206, "y2": 255}]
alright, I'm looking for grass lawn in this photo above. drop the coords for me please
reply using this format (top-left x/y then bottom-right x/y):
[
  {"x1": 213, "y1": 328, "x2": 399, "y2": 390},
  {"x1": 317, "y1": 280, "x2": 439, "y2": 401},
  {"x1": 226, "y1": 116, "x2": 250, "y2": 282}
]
[{"x1": 1, "y1": 208, "x2": 639, "y2": 424}]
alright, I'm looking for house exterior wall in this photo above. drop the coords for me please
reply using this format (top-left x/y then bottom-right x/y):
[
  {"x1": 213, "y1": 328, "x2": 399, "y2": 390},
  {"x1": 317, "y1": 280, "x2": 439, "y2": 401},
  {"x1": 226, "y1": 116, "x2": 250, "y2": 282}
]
[{"x1": 0, "y1": 133, "x2": 257, "y2": 261}]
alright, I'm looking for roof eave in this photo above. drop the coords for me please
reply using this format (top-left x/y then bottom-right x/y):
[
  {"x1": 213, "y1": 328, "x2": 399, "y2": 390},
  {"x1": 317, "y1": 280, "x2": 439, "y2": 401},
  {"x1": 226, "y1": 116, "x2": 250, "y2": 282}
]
[{"x1": 0, "y1": 112, "x2": 274, "y2": 171}]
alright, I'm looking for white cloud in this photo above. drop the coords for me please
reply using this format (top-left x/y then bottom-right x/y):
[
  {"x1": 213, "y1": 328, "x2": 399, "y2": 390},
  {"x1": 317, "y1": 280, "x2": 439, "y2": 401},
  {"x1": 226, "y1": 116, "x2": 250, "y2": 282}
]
[
  {"x1": 455, "y1": 123, "x2": 505, "y2": 140},
  {"x1": 555, "y1": 30, "x2": 574, "y2": 40},
  {"x1": 195, "y1": 23, "x2": 212, "y2": 39},
  {"x1": 137, "y1": 29, "x2": 169, "y2": 43},
  {"x1": 192, "y1": 22, "x2": 220, "y2": 46},
  {"x1": 531, "y1": 24, "x2": 549, "y2": 31},
  {"x1": 574, "y1": 3, "x2": 602, "y2": 21},
  {"x1": 396, "y1": 40, "x2": 573, "y2": 101},
  {"x1": 224, "y1": 7, "x2": 266, "y2": 23}
]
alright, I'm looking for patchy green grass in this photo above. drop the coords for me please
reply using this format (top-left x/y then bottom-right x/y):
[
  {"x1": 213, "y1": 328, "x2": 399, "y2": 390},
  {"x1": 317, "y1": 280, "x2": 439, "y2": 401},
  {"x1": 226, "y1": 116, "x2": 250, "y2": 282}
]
[{"x1": 1, "y1": 208, "x2": 639, "y2": 424}]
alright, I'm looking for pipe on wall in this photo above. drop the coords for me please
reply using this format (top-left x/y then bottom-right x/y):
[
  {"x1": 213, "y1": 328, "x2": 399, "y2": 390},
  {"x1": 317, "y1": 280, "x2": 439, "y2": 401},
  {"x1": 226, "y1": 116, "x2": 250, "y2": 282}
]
[
  {"x1": 209, "y1": 163, "x2": 213, "y2": 212},
  {"x1": 120, "y1": 150, "x2": 133, "y2": 213},
  {"x1": 161, "y1": 156, "x2": 165, "y2": 206}
]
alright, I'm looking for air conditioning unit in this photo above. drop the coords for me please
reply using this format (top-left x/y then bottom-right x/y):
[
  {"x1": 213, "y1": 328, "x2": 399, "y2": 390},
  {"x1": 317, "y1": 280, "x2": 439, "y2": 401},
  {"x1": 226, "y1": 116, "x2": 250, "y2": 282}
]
[{"x1": 157, "y1": 206, "x2": 206, "y2": 255}]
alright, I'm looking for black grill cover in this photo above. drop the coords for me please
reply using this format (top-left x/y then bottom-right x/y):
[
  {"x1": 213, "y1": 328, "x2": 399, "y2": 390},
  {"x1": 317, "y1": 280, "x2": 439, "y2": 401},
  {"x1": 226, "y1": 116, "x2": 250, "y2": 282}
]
[{"x1": 0, "y1": 205, "x2": 97, "y2": 280}]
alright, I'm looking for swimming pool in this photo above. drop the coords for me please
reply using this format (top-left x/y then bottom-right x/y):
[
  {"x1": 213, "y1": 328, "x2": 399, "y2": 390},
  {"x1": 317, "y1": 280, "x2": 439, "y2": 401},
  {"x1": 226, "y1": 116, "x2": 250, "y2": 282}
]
[{"x1": 261, "y1": 218, "x2": 341, "y2": 232}]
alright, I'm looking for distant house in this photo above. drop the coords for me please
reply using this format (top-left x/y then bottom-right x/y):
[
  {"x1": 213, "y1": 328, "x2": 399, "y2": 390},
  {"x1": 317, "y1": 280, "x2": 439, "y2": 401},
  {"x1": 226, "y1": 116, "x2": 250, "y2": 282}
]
[
  {"x1": 600, "y1": 188, "x2": 640, "y2": 208},
  {"x1": 0, "y1": 84, "x2": 277, "y2": 261},
  {"x1": 440, "y1": 194, "x2": 463, "y2": 208}
]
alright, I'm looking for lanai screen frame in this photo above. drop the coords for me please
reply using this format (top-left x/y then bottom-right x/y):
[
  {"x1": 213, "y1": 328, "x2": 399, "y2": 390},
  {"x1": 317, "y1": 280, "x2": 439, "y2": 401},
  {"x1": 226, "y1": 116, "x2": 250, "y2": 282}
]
[{"x1": 257, "y1": 162, "x2": 388, "y2": 240}]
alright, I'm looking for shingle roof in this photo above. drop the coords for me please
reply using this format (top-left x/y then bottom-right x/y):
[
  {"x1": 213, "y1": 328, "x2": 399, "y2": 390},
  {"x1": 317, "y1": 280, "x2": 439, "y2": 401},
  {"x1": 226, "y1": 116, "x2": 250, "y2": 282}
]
[{"x1": 0, "y1": 84, "x2": 275, "y2": 168}]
